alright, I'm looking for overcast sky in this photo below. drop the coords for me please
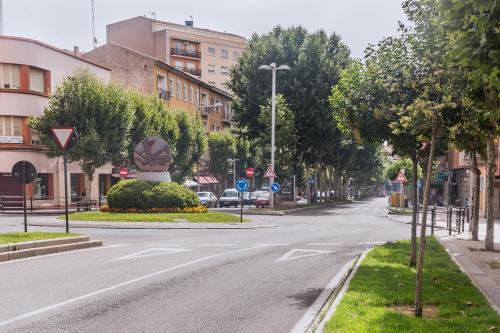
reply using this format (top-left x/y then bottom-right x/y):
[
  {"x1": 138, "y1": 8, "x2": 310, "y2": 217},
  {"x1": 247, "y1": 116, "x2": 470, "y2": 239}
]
[{"x1": 2, "y1": 0, "x2": 407, "y2": 59}]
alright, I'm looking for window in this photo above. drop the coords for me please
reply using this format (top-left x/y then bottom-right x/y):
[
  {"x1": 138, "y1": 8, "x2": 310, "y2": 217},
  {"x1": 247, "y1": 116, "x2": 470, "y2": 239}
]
[
  {"x1": 168, "y1": 78, "x2": 174, "y2": 97},
  {"x1": 186, "y1": 44, "x2": 195, "y2": 52},
  {"x1": 203, "y1": 121, "x2": 208, "y2": 132},
  {"x1": 195, "y1": 89, "x2": 200, "y2": 106},
  {"x1": 215, "y1": 99, "x2": 221, "y2": 112},
  {"x1": 189, "y1": 86, "x2": 194, "y2": 104},
  {"x1": 221, "y1": 49, "x2": 228, "y2": 59},
  {"x1": 208, "y1": 81, "x2": 215, "y2": 86},
  {"x1": 183, "y1": 83, "x2": 188, "y2": 101},
  {"x1": 0, "y1": 116, "x2": 23, "y2": 142},
  {"x1": 201, "y1": 92, "x2": 208, "y2": 107},
  {"x1": 208, "y1": 64, "x2": 215, "y2": 74},
  {"x1": 212, "y1": 124, "x2": 216, "y2": 132},
  {"x1": 157, "y1": 75, "x2": 166, "y2": 90},
  {"x1": 29, "y1": 67, "x2": 45, "y2": 93},
  {"x1": 233, "y1": 51, "x2": 240, "y2": 60},
  {"x1": 31, "y1": 129, "x2": 41, "y2": 145},
  {"x1": 208, "y1": 47, "x2": 215, "y2": 56},
  {"x1": 187, "y1": 62, "x2": 195, "y2": 69},
  {"x1": 175, "y1": 41, "x2": 182, "y2": 51},
  {"x1": 176, "y1": 81, "x2": 181, "y2": 99},
  {"x1": 33, "y1": 173, "x2": 49, "y2": 198},
  {"x1": 0, "y1": 64, "x2": 20, "y2": 89},
  {"x1": 174, "y1": 61, "x2": 183, "y2": 70},
  {"x1": 221, "y1": 66, "x2": 229, "y2": 76}
]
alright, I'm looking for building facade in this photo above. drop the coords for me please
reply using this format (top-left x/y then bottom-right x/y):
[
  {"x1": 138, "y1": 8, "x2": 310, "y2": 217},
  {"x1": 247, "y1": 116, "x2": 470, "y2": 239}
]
[
  {"x1": 83, "y1": 42, "x2": 233, "y2": 186},
  {"x1": 105, "y1": 16, "x2": 247, "y2": 92},
  {"x1": 0, "y1": 36, "x2": 112, "y2": 208}
]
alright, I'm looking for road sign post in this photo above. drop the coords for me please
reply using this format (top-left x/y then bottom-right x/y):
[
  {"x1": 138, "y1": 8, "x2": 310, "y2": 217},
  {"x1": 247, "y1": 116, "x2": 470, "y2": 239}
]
[
  {"x1": 51, "y1": 127, "x2": 78, "y2": 233},
  {"x1": 235, "y1": 178, "x2": 249, "y2": 223},
  {"x1": 263, "y1": 165, "x2": 277, "y2": 208},
  {"x1": 12, "y1": 161, "x2": 37, "y2": 232}
]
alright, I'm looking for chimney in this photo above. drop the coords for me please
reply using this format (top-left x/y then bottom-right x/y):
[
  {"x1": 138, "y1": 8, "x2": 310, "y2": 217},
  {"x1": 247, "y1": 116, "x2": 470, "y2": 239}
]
[
  {"x1": 185, "y1": 15, "x2": 193, "y2": 27},
  {"x1": 73, "y1": 46, "x2": 80, "y2": 56}
]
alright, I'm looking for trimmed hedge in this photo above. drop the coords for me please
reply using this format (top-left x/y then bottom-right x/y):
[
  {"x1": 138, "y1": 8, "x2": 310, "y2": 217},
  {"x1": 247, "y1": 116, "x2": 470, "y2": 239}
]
[{"x1": 107, "y1": 179, "x2": 200, "y2": 209}]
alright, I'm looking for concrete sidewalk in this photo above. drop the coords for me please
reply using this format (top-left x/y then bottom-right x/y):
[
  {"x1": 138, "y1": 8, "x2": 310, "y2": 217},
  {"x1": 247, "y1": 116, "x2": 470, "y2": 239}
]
[{"x1": 387, "y1": 211, "x2": 500, "y2": 314}]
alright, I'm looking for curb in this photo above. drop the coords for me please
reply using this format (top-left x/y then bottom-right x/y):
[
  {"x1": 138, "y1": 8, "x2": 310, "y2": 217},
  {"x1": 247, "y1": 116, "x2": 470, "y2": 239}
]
[
  {"x1": 27, "y1": 221, "x2": 279, "y2": 230},
  {"x1": 314, "y1": 248, "x2": 373, "y2": 333},
  {"x1": 435, "y1": 235, "x2": 500, "y2": 316},
  {"x1": 385, "y1": 215, "x2": 449, "y2": 231}
]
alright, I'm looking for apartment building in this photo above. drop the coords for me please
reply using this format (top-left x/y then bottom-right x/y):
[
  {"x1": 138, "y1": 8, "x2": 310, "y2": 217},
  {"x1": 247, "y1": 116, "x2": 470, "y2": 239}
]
[
  {"x1": 105, "y1": 16, "x2": 248, "y2": 92},
  {"x1": 83, "y1": 42, "x2": 233, "y2": 179},
  {"x1": 0, "y1": 36, "x2": 112, "y2": 206}
]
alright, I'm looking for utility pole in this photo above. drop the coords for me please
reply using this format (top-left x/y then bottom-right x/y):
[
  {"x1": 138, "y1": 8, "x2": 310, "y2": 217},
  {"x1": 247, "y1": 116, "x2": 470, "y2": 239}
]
[{"x1": 91, "y1": 0, "x2": 97, "y2": 49}]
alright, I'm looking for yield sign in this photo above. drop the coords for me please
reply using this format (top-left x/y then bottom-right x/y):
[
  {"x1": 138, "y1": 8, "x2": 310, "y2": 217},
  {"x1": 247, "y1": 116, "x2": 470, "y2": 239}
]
[
  {"x1": 395, "y1": 169, "x2": 407, "y2": 183},
  {"x1": 263, "y1": 165, "x2": 276, "y2": 178},
  {"x1": 275, "y1": 249, "x2": 335, "y2": 262},
  {"x1": 51, "y1": 127, "x2": 75, "y2": 150},
  {"x1": 114, "y1": 248, "x2": 190, "y2": 261}
]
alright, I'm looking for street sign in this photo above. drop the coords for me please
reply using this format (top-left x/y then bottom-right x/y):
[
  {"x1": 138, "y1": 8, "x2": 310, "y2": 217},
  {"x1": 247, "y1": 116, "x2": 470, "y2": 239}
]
[
  {"x1": 235, "y1": 178, "x2": 249, "y2": 192},
  {"x1": 51, "y1": 127, "x2": 76, "y2": 150},
  {"x1": 119, "y1": 168, "x2": 128, "y2": 178},
  {"x1": 307, "y1": 177, "x2": 315, "y2": 185},
  {"x1": 246, "y1": 168, "x2": 254, "y2": 178},
  {"x1": 11, "y1": 161, "x2": 37, "y2": 233},
  {"x1": 12, "y1": 161, "x2": 37, "y2": 184},
  {"x1": 263, "y1": 165, "x2": 276, "y2": 178},
  {"x1": 271, "y1": 182, "x2": 281, "y2": 193},
  {"x1": 395, "y1": 169, "x2": 408, "y2": 183}
]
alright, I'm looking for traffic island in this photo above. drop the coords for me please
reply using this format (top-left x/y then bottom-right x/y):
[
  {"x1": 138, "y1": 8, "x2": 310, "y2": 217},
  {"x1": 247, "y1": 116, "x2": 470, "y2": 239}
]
[
  {"x1": 0, "y1": 232, "x2": 102, "y2": 262},
  {"x1": 322, "y1": 237, "x2": 500, "y2": 333},
  {"x1": 60, "y1": 211, "x2": 247, "y2": 223}
]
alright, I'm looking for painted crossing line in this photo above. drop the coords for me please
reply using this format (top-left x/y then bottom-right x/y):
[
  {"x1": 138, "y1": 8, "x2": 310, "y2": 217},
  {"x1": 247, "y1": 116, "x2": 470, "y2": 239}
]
[{"x1": 305, "y1": 243, "x2": 343, "y2": 246}]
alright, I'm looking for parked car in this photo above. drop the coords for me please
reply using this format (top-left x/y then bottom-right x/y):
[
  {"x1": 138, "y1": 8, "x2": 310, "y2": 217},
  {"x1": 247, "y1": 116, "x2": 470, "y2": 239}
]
[
  {"x1": 219, "y1": 189, "x2": 240, "y2": 208},
  {"x1": 255, "y1": 191, "x2": 270, "y2": 208},
  {"x1": 197, "y1": 192, "x2": 218, "y2": 208}
]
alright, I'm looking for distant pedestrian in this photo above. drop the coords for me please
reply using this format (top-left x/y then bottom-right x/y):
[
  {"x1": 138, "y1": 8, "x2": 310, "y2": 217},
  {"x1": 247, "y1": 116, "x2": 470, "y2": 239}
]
[{"x1": 464, "y1": 198, "x2": 470, "y2": 209}]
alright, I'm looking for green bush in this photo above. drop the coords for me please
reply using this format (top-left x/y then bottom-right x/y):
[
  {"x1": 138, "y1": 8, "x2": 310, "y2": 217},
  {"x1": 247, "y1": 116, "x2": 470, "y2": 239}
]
[{"x1": 107, "y1": 179, "x2": 200, "y2": 209}]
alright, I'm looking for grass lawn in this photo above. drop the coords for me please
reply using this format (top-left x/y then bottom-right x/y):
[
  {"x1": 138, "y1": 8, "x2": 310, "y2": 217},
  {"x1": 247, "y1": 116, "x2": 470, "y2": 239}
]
[
  {"x1": 324, "y1": 237, "x2": 500, "y2": 333},
  {"x1": 0, "y1": 232, "x2": 79, "y2": 245},
  {"x1": 60, "y1": 211, "x2": 245, "y2": 223}
]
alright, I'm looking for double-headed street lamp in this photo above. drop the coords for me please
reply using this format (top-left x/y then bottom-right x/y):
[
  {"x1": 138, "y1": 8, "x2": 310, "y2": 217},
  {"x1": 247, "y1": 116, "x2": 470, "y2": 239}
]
[{"x1": 259, "y1": 62, "x2": 290, "y2": 208}]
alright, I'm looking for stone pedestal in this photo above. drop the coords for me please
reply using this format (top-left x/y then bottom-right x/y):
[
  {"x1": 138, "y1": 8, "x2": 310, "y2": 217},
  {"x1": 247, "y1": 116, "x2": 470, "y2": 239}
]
[{"x1": 137, "y1": 172, "x2": 171, "y2": 183}]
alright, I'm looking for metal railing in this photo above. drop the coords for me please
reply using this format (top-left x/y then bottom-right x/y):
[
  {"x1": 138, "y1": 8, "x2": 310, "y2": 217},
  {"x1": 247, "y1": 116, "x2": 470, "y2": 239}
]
[
  {"x1": 170, "y1": 48, "x2": 201, "y2": 59},
  {"x1": 419, "y1": 204, "x2": 469, "y2": 236},
  {"x1": 0, "y1": 195, "x2": 107, "y2": 213},
  {"x1": 182, "y1": 67, "x2": 202, "y2": 76}
]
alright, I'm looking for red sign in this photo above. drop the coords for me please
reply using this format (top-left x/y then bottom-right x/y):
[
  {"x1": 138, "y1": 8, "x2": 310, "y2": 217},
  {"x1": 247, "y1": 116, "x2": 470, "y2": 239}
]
[
  {"x1": 263, "y1": 165, "x2": 276, "y2": 178},
  {"x1": 246, "y1": 168, "x2": 254, "y2": 178},
  {"x1": 119, "y1": 168, "x2": 128, "y2": 178},
  {"x1": 50, "y1": 127, "x2": 75, "y2": 150},
  {"x1": 395, "y1": 169, "x2": 408, "y2": 183}
]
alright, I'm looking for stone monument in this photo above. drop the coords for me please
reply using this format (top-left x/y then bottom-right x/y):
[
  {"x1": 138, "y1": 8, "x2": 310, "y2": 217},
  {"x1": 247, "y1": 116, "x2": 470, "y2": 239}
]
[{"x1": 133, "y1": 137, "x2": 172, "y2": 182}]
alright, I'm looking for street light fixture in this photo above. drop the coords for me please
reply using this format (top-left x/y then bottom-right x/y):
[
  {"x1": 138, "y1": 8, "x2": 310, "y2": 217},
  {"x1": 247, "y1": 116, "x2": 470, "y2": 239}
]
[
  {"x1": 259, "y1": 62, "x2": 290, "y2": 208},
  {"x1": 227, "y1": 158, "x2": 239, "y2": 188}
]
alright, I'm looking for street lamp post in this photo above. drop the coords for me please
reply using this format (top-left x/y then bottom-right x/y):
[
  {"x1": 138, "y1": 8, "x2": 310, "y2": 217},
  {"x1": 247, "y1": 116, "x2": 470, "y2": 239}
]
[
  {"x1": 228, "y1": 158, "x2": 239, "y2": 188},
  {"x1": 259, "y1": 62, "x2": 290, "y2": 208}
]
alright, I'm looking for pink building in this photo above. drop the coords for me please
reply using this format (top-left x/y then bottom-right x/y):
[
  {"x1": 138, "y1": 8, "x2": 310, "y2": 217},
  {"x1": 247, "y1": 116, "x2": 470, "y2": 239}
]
[{"x1": 0, "y1": 36, "x2": 111, "y2": 209}]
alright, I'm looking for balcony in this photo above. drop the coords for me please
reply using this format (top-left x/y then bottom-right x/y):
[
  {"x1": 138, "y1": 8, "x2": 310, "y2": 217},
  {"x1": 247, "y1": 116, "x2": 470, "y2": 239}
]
[
  {"x1": 182, "y1": 67, "x2": 202, "y2": 76},
  {"x1": 170, "y1": 48, "x2": 201, "y2": 59}
]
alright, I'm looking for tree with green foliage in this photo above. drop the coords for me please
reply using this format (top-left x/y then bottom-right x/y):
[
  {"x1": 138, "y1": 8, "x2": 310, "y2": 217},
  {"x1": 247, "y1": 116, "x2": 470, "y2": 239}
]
[
  {"x1": 385, "y1": 158, "x2": 422, "y2": 182},
  {"x1": 208, "y1": 132, "x2": 236, "y2": 190},
  {"x1": 31, "y1": 70, "x2": 134, "y2": 198},
  {"x1": 169, "y1": 111, "x2": 196, "y2": 182}
]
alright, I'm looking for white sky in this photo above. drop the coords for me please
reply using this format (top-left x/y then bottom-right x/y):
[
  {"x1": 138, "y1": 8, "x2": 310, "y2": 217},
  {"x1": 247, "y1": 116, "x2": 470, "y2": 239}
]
[{"x1": 2, "y1": 0, "x2": 408, "y2": 59}]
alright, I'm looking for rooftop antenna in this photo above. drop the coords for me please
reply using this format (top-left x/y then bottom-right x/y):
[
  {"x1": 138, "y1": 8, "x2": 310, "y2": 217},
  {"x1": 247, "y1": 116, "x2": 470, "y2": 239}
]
[
  {"x1": 91, "y1": 0, "x2": 97, "y2": 48},
  {"x1": 0, "y1": 0, "x2": 4, "y2": 35}
]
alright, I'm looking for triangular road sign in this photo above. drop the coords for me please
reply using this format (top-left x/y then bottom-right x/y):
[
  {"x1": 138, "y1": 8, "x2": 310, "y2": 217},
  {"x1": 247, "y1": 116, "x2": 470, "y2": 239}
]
[
  {"x1": 275, "y1": 249, "x2": 335, "y2": 262},
  {"x1": 395, "y1": 169, "x2": 407, "y2": 183},
  {"x1": 263, "y1": 165, "x2": 276, "y2": 178},
  {"x1": 51, "y1": 127, "x2": 75, "y2": 150},
  {"x1": 114, "y1": 247, "x2": 190, "y2": 261}
]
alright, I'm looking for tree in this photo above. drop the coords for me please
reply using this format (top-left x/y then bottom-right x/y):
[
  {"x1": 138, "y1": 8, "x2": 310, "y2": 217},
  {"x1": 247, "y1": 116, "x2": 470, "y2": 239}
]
[
  {"x1": 169, "y1": 111, "x2": 196, "y2": 182},
  {"x1": 31, "y1": 70, "x2": 134, "y2": 198},
  {"x1": 208, "y1": 132, "x2": 236, "y2": 190},
  {"x1": 439, "y1": 0, "x2": 500, "y2": 251},
  {"x1": 385, "y1": 158, "x2": 421, "y2": 182}
]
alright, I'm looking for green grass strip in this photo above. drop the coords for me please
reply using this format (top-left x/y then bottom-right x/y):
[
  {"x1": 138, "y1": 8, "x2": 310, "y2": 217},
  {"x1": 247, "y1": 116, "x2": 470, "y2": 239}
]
[
  {"x1": 0, "y1": 232, "x2": 79, "y2": 245},
  {"x1": 60, "y1": 211, "x2": 245, "y2": 223},
  {"x1": 325, "y1": 237, "x2": 500, "y2": 332}
]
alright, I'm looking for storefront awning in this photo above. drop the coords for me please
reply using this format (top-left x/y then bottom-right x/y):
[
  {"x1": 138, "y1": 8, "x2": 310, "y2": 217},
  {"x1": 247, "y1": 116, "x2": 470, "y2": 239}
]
[{"x1": 194, "y1": 176, "x2": 219, "y2": 185}]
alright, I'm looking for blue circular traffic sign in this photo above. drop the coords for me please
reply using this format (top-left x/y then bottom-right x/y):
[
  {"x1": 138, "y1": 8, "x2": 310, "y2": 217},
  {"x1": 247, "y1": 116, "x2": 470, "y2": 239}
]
[
  {"x1": 235, "y1": 178, "x2": 249, "y2": 192},
  {"x1": 271, "y1": 183, "x2": 281, "y2": 193}
]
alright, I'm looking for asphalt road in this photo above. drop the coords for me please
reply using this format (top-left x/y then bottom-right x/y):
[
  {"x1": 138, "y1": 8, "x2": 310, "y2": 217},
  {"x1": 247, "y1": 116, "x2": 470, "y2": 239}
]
[{"x1": 0, "y1": 198, "x2": 410, "y2": 333}]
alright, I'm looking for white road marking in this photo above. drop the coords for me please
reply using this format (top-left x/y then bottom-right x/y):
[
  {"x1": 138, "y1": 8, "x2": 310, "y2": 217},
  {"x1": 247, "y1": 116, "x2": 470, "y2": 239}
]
[
  {"x1": 114, "y1": 248, "x2": 190, "y2": 261},
  {"x1": 144, "y1": 244, "x2": 184, "y2": 247},
  {"x1": 0, "y1": 245, "x2": 264, "y2": 328},
  {"x1": 358, "y1": 241, "x2": 385, "y2": 245},
  {"x1": 253, "y1": 243, "x2": 289, "y2": 247},
  {"x1": 195, "y1": 244, "x2": 235, "y2": 247},
  {"x1": 275, "y1": 249, "x2": 335, "y2": 263},
  {"x1": 290, "y1": 257, "x2": 357, "y2": 333},
  {"x1": 305, "y1": 243, "x2": 343, "y2": 246}
]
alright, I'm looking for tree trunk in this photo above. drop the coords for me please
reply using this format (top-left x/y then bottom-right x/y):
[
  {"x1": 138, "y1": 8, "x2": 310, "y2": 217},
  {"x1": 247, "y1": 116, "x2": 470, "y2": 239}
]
[
  {"x1": 415, "y1": 122, "x2": 437, "y2": 317},
  {"x1": 470, "y1": 150, "x2": 480, "y2": 241},
  {"x1": 84, "y1": 172, "x2": 93, "y2": 200},
  {"x1": 410, "y1": 157, "x2": 418, "y2": 267},
  {"x1": 485, "y1": 137, "x2": 496, "y2": 251}
]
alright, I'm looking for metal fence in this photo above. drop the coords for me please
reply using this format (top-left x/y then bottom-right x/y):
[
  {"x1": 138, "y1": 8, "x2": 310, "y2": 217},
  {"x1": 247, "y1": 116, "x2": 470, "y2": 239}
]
[
  {"x1": 0, "y1": 195, "x2": 106, "y2": 213},
  {"x1": 420, "y1": 205, "x2": 469, "y2": 236}
]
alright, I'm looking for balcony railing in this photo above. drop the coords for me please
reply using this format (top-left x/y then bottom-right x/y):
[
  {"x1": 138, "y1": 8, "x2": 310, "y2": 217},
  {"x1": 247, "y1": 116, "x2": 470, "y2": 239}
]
[
  {"x1": 170, "y1": 48, "x2": 201, "y2": 59},
  {"x1": 158, "y1": 88, "x2": 169, "y2": 101},
  {"x1": 182, "y1": 67, "x2": 202, "y2": 76},
  {"x1": 223, "y1": 112, "x2": 232, "y2": 123}
]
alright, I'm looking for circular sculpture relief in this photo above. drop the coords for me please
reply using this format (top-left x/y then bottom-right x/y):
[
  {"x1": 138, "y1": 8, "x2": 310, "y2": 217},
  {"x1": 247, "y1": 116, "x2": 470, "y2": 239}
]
[{"x1": 133, "y1": 137, "x2": 173, "y2": 172}]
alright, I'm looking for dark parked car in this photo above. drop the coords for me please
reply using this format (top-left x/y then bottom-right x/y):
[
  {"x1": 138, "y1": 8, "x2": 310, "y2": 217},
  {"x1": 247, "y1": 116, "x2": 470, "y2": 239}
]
[{"x1": 255, "y1": 192, "x2": 270, "y2": 208}]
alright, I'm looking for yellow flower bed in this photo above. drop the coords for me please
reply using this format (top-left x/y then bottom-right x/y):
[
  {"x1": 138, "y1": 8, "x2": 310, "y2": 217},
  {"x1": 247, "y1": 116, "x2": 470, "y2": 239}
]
[{"x1": 100, "y1": 205, "x2": 208, "y2": 214}]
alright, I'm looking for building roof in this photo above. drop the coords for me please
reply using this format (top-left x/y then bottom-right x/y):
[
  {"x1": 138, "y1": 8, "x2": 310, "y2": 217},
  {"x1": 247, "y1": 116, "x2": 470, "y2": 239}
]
[
  {"x1": 0, "y1": 35, "x2": 110, "y2": 71},
  {"x1": 105, "y1": 41, "x2": 233, "y2": 99},
  {"x1": 110, "y1": 16, "x2": 247, "y2": 42}
]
